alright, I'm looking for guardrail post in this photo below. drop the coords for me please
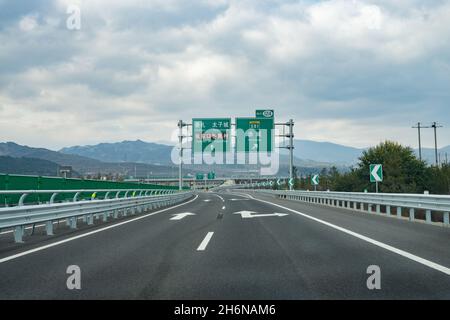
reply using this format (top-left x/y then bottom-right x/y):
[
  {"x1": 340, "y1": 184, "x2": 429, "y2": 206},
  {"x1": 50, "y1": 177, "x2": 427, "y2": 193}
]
[
  {"x1": 360, "y1": 202, "x2": 364, "y2": 212},
  {"x1": 397, "y1": 207, "x2": 402, "y2": 218},
  {"x1": 103, "y1": 212, "x2": 108, "y2": 222},
  {"x1": 14, "y1": 226, "x2": 25, "y2": 243},
  {"x1": 69, "y1": 217, "x2": 77, "y2": 229},
  {"x1": 386, "y1": 205, "x2": 391, "y2": 216},
  {"x1": 409, "y1": 208, "x2": 415, "y2": 221},
  {"x1": 425, "y1": 210, "x2": 432, "y2": 224},
  {"x1": 444, "y1": 212, "x2": 449, "y2": 226},
  {"x1": 87, "y1": 214, "x2": 94, "y2": 225},
  {"x1": 353, "y1": 202, "x2": 357, "y2": 210},
  {"x1": 45, "y1": 221, "x2": 54, "y2": 236},
  {"x1": 113, "y1": 210, "x2": 119, "y2": 219},
  {"x1": 376, "y1": 204, "x2": 381, "y2": 214}
]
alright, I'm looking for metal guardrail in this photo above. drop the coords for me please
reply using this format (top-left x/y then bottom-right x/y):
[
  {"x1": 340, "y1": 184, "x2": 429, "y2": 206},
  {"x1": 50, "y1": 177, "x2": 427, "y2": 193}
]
[
  {"x1": 0, "y1": 189, "x2": 193, "y2": 243},
  {"x1": 0, "y1": 189, "x2": 177, "y2": 207},
  {"x1": 238, "y1": 188, "x2": 450, "y2": 227}
]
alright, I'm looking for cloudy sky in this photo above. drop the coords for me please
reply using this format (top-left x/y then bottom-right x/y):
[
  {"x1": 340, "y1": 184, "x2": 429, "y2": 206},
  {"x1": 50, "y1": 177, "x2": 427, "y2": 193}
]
[{"x1": 1, "y1": 0, "x2": 449, "y2": 150}]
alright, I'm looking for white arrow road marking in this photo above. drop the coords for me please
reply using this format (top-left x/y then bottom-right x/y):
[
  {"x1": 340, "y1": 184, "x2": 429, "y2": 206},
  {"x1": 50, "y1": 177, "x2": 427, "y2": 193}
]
[
  {"x1": 371, "y1": 165, "x2": 382, "y2": 182},
  {"x1": 197, "y1": 232, "x2": 214, "y2": 251},
  {"x1": 170, "y1": 212, "x2": 196, "y2": 220},
  {"x1": 236, "y1": 192, "x2": 450, "y2": 276},
  {"x1": 233, "y1": 211, "x2": 289, "y2": 219},
  {"x1": 212, "y1": 194, "x2": 225, "y2": 202}
]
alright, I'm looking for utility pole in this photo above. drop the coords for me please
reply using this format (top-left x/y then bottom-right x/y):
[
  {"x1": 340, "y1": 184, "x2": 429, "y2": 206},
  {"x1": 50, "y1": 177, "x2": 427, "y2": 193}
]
[
  {"x1": 412, "y1": 122, "x2": 432, "y2": 161},
  {"x1": 431, "y1": 122, "x2": 443, "y2": 167}
]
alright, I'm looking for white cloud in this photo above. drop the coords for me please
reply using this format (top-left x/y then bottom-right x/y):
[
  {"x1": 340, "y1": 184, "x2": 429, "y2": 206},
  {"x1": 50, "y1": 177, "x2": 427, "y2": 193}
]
[
  {"x1": 19, "y1": 14, "x2": 39, "y2": 31},
  {"x1": 1, "y1": 0, "x2": 450, "y2": 150}
]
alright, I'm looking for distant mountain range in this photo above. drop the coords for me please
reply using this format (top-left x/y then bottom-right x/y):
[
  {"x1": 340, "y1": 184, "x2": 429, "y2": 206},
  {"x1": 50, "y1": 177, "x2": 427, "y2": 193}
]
[
  {"x1": 0, "y1": 142, "x2": 185, "y2": 177},
  {"x1": 0, "y1": 156, "x2": 61, "y2": 176},
  {"x1": 292, "y1": 140, "x2": 363, "y2": 165},
  {"x1": 1, "y1": 139, "x2": 448, "y2": 177},
  {"x1": 60, "y1": 140, "x2": 173, "y2": 165},
  {"x1": 61, "y1": 139, "x2": 450, "y2": 166},
  {"x1": 60, "y1": 139, "x2": 342, "y2": 168}
]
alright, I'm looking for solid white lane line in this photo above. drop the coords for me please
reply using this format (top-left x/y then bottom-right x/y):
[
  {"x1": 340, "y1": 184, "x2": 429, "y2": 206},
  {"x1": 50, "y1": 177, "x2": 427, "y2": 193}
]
[
  {"x1": 241, "y1": 192, "x2": 450, "y2": 276},
  {"x1": 197, "y1": 232, "x2": 214, "y2": 251},
  {"x1": 0, "y1": 195, "x2": 199, "y2": 264}
]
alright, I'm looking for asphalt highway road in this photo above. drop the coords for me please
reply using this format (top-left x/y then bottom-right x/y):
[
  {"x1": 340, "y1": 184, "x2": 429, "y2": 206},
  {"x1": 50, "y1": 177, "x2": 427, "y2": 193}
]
[{"x1": 0, "y1": 190, "x2": 449, "y2": 300}]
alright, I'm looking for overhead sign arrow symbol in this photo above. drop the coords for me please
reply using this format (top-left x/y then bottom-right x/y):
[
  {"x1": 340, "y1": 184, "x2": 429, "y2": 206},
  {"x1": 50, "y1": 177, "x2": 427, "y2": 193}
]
[
  {"x1": 233, "y1": 211, "x2": 289, "y2": 219},
  {"x1": 170, "y1": 212, "x2": 196, "y2": 220}
]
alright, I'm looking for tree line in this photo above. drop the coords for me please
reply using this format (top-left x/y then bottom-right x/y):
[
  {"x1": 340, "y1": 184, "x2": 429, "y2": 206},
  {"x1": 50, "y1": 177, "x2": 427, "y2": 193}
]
[{"x1": 287, "y1": 141, "x2": 450, "y2": 195}]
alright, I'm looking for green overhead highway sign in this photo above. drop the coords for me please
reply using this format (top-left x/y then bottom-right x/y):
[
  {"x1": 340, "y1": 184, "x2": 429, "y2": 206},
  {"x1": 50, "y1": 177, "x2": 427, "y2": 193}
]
[
  {"x1": 207, "y1": 172, "x2": 215, "y2": 180},
  {"x1": 196, "y1": 173, "x2": 204, "y2": 180},
  {"x1": 235, "y1": 117, "x2": 274, "y2": 153},
  {"x1": 256, "y1": 109, "x2": 274, "y2": 119},
  {"x1": 192, "y1": 118, "x2": 231, "y2": 153},
  {"x1": 370, "y1": 164, "x2": 383, "y2": 183}
]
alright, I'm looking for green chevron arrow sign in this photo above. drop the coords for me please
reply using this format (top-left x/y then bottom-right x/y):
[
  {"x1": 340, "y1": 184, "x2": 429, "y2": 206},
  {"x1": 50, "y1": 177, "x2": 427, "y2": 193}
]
[
  {"x1": 370, "y1": 164, "x2": 383, "y2": 183},
  {"x1": 311, "y1": 175, "x2": 320, "y2": 186},
  {"x1": 288, "y1": 178, "x2": 294, "y2": 187}
]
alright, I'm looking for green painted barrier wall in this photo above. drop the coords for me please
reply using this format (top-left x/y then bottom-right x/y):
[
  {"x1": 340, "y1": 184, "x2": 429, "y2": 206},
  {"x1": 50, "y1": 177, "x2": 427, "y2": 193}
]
[{"x1": 0, "y1": 174, "x2": 182, "y2": 207}]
